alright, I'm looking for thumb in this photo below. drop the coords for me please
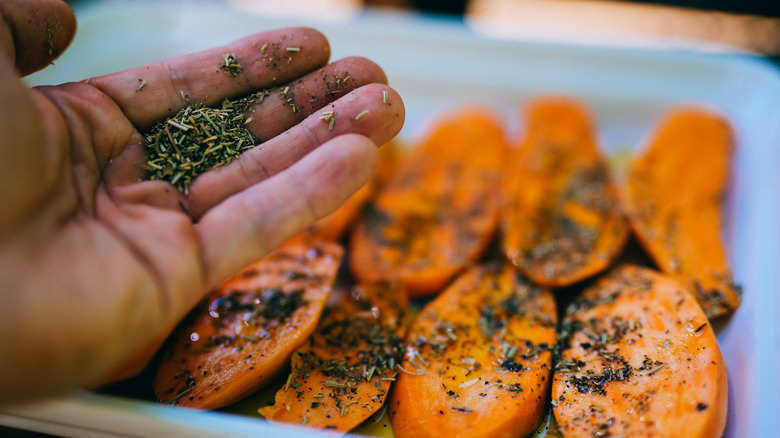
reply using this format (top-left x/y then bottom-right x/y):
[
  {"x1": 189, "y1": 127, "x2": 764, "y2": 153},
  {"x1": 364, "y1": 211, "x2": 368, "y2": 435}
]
[{"x1": 0, "y1": 0, "x2": 77, "y2": 76}]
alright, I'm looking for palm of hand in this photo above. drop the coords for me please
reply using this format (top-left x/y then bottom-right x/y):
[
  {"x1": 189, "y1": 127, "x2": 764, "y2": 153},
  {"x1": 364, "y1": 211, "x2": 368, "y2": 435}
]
[{"x1": 0, "y1": 24, "x2": 403, "y2": 399}]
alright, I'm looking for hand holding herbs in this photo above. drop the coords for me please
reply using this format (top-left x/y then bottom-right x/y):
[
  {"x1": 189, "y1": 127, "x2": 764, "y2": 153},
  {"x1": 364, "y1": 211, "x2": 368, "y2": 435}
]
[{"x1": 0, "y1": 0, "x2": 404, "y2": 404}]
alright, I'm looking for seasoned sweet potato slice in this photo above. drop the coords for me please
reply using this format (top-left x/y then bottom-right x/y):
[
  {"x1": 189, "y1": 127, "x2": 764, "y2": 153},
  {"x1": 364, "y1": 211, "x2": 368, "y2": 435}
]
[
  {"x1": 307, "y1": 139, "x2": 406, "y2": 242},
  {"x1": 350, "y1": 109, "x2": 508, "y2": 296},
  {"x1": 153, "y1": 236, "x2": 343, "y2": 409},
  {"x1": 389, "y1": 263, "x2": 558, "y2": 438},
  {"x1": 552, "y1": 264, "x2": 728, "y2": 438},
  {"x1": 621, "y1": 108, "x2": 740, "y2": 319},
  {"x1": 309, "y1": 181, "x2": 375, "y2": 242},
  {"x1": 503, "y1": 97, "x2": 629, "y2": 287},
  {"x1": 259, "y1": 281, "x2": 407, "y2": 432}
]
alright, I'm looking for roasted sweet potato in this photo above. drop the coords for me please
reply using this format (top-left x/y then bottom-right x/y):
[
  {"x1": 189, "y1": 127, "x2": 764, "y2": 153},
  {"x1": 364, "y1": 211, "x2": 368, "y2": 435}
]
[
  {"x1": 373, "y1": 139, "x2": 407, "y2": 188},
  {"x1": 307, "y1": 140, "x2": 407, "y2": 242},
  {"x1": 309, "y1": 181, "x2": 375, "y2": 242},
  {"x1": 389, "y1": 263, "x2": 558, "y2": 438},
  {"x1": 621, "y1": 109, "x2": 740, "y2": 320},
  {"x1": 552, "y1": 264, "x2": 728, "y2": 438},
  {"x1": 153, "y1": 236, "x2": 343, "y2": 409},
  {"x1": 350, "y1": 109, "x2": 508, "y2": 296},
  {"x1": 502, "y1": 98, "x2": 629, "y2": 287},
  {"x1": 259, "y1": 281, "x2": 407, "y2": 432}
]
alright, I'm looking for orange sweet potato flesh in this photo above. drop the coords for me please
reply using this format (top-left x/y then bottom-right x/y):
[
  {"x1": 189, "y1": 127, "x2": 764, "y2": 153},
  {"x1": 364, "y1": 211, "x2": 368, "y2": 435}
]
[
  {"x1": 308, "y1": 140, "x2": 407, "y2": 242},
  {"x1": 621, "y1": 109, "x2": 740, "y2": 320},
  {"x1": 552, "y1": 264, "x2": 728, "y2": 438},
  {"x1": 389, "y1": 263, "x2": 558, "y2": 438},
  {"x1": 503, "y1": 98, "x2": 629, "y2": 287},
  {"x1": 350, "y1": 109, "x2": 508, "y2": 297},
  {"x1": 153, "y1": 236, "x2": 343, "y2": 409},
  {"x1": 373, "y1": 139, "x2": 407, "y2": 187},
  {"x1": 310, "y1": 181, "x2": 375, "y2": 241},
  {"x1": 259, "y1": 281, "x2": 408, "y2": 432}
]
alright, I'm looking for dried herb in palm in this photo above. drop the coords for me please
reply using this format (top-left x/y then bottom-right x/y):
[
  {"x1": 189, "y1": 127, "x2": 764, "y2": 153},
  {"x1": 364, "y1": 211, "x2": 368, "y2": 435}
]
[{"x1": 142, "y1": 92, "x2": 266, "y2": 194}]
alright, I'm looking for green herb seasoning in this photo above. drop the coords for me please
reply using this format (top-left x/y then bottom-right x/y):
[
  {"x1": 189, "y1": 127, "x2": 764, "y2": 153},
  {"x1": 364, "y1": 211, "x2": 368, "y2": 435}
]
[
  {"x1": 281, "y1": 86, "x2": 299, "y2": 113},
  {"x1": 320, "y1": 110, "x2": 335, "y2": 130},
  {"x1": 141, "y1": 92, "x2": 266, "y2": 194},
  {"x1": 45, "y1": 22, "x2": 56, "y2": 56},
  {"x1": 220, "y1": 53, "x2": 243, "y2": 77}
]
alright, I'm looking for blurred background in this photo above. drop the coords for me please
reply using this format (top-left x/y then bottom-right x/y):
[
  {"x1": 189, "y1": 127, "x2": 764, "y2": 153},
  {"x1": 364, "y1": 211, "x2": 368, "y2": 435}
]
[
  {"x1": 60, "y1": 0, "x2": 780, "y2": 58},
  {"x1": 372, "y1": 0, "x2": 779, "y2": 18},
  {"x1": 373, "y1": 0, "x2": 780, "y2": 57}
]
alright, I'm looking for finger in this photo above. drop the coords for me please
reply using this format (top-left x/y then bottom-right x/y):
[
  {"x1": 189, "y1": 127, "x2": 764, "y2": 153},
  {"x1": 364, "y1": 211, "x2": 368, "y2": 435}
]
[
  {"x1": 102, "y1": 81, "x2": 400, "y2": 219},
  {"x1": 243, "y1": 56, "x2": 388, "y2": 142},
  {"x1": 188, "y1": 83, "x2": 404, "y2": 219},
  {"x1": 0, "y1": 0, "x2": 76, "y2": 76},
  {"x1": 88, "y1": 27, "x2": 331, "y2": 130},
  {"x1": 197, "y1": 133, "x2": 379, "y2": 287}
]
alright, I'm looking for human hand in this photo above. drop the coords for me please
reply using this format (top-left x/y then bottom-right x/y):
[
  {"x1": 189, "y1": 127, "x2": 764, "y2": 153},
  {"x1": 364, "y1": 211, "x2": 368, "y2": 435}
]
[{"x1": 0, "y1": 0, "x2": 404, "y2": 402}]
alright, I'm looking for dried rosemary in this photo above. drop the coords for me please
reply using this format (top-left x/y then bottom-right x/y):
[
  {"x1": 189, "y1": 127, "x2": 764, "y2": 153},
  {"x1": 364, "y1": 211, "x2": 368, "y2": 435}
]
[
  {"x1": 142, "y1": 92, "x2": 265, "y2": 194},
  {"x1": 220, "y1": 53, "x2": 243, "y2": 77}
]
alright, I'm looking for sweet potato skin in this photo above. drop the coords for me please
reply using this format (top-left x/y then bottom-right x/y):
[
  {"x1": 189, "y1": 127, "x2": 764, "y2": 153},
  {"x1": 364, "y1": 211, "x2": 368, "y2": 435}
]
[
  {"x1": 350, "y1": 109, "x2": 508, "y2": 297},
  {"x1": 259, "y1": 281, "x2": 407, "y2": 432},
  {"x1": 552, "y1": 264, "x2": 728, "y2": 438},
  {"x1": 503, "y1": 98, "x2": 629, "y2": 287},
  {"x1": 621, "y1": 109, "x2": 740, "y2": 319},
  {"x1": 390, "y1": 263, "x2": 558, "y2": 438},
  {"x1": 153, "y1": 236, "x2": 343, "y2": 409}
]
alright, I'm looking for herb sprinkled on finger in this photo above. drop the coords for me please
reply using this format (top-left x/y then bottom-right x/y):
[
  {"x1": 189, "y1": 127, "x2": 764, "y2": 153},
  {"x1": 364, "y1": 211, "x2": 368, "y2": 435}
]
[
  {"x1": 320, "y1": 110, "x2": 336, "y2": 130},
  {"x1": 220, "y1": 53, "x2": 243, "y2": 77}
]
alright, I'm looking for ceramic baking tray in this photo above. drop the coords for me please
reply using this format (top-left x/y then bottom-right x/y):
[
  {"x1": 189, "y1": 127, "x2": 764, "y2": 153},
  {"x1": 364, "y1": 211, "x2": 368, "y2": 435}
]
[{"x1": 8, "y1": 1, "x2": 780, "y2": 436}]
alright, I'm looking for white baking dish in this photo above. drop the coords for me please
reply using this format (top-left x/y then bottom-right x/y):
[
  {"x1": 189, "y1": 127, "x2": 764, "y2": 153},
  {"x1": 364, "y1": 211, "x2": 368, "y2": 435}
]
[{"x1": 10, "y1": 1, "x2": 780, "y2": 436}]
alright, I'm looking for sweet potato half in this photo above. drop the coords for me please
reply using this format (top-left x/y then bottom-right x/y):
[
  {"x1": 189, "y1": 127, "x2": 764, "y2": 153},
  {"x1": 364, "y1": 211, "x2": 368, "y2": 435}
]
[
  {"x1": 502, "y1": 98, "x2": 629, "y2": 287},
  {"x1": 621, "y1": 108, "x2": 740, "y2": 320},
  {"x1": 552, "y1": 264, "x2": 728, "y2": 438},
  {"x1": 350, "y1": 109, "x2": 508, "y2": 297},
  {"x1": 259, "y1": 281, "x2": 408, "y2": 433},
  {"x1": 308, "y1": 140, "x2": 406, "y2": 242},
  {"x1": 389, "y1": 263, "x2": 558, "y2": 438},
  {"x1": 309, "y1": 181, "x2": 375, "y2": 242},
  {"x1": 153, "y1": 236, "x2": 343, "y2": 409}
]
